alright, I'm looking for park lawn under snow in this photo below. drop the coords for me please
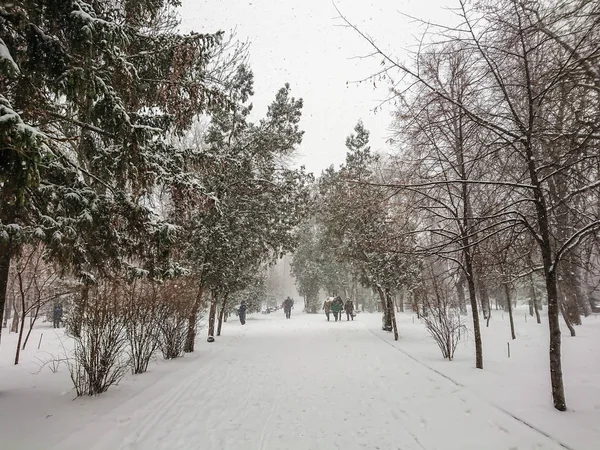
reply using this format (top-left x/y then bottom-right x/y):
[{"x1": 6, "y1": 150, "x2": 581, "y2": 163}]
[
  {"x1": 361, "y1": 308, "x2": 600, "y2": 450},
  {"x1": 0, "y1": 309, "x2": 598, "y2": 450}
]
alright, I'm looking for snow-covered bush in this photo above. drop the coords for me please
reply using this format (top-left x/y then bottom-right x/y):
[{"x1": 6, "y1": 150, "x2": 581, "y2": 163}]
[{"x1": 67, "y1": 280, "x2": 129, "y2": 396}]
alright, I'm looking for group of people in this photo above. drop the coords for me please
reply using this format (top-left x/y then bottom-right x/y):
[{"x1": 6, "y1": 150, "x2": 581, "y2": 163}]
[
  {"x1": 236, "y1": 297, "x2": 294, "y2": 325},
  {"x1": 323, "y1": 296, "x2": 355, "y2": 322},
  {"x1": 238, "y1": 296, "x2": 356, "y2": 324}
]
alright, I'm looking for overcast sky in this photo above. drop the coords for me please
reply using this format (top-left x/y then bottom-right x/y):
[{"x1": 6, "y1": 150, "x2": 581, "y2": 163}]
[{"x1": 179, "y1": 0, "x2": 452, "y2": 176}]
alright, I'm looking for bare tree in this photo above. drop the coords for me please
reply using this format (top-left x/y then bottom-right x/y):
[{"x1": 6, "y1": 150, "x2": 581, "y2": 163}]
[
  {"x1": 8, "y1": 245, "x2": 64, "y2": 364},
  {"x1": 336, "y1": 0, "x2": 600, "y2": 410}
]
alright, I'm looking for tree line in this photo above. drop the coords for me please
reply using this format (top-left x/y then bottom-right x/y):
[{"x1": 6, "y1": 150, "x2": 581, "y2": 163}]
[
  {"x1": 1, "y1": 0, "x2": 311, "y2": 394},
  {"x1": 296, "y1": 0, "x2": 599, "y2": 412}
]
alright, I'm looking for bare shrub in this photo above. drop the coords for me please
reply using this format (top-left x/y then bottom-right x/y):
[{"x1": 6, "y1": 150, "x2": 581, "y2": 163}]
[
  {"x1": 123, "y1": 280, "x2": 162, "y2": 374},
  {"x1": 67, "y1": 279, "x2": 129, "y2": 396},
  {"x1": 157, "y1": 279, "x2": 199, "y2": 360},
  {"x1": 422, "y1": 304, "x2": 466, "y2": 361},
  {"x1": 420, "y1": 268, "x2": 466, "y2": 361},
  {"x1": 34, "y1": 352, "x2": 69, "y2": 374}
]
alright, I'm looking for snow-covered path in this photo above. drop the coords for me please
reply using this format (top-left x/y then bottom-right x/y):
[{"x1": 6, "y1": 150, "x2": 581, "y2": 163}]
[{"x1": 58, "y1": 313, "x2": 565, "y2": 450}]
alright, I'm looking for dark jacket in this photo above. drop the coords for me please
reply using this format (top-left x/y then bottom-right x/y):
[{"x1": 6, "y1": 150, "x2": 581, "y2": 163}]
[
  {"x1": 283, "y1": 298, "x2": 294, "y2": 310},
  {"x1": 53, "y1": 304, "x2": 63, "y2": 318},
  {"x1": 331, "y1": 298, "x2": 343, "y2": 313}
]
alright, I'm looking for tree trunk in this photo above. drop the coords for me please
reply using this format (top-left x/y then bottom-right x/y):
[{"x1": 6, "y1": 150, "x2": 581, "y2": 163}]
[
  {"x1": 3, "y1": 294, "x2": 10, "y2": 329},
  {"x1": 22, "y1": 305, "x2": 40, "y2": 350},
  {"x1": 478, "y1": 281, "x2": 491, "y2": 321},
  {"x1": 71, "y1": 283, "x2": 89, "y2": 338},
  {"x1": 456, "y1": 274, "x2": 468, "y2": 316},
  {"x1": 559, "y1": 289, "x2": 576, "y2": 337},
  {"x1": 375, "y1": 284, "x2": 392, "y2": 331},
  {"x1": 398, "y1": 287, "x2": 405, "y2": 313},
  {"x1": 15, "y1": 269, "x2": 27, "y2": 362},
  {"x1": 528, "y1": 299, "x2": 534, "y2": 316},
  {"x1": 217, "y1": 293, "x2": 228, "y2": 337},
  {"x1": 15, "y1": 302, "x2": 26, "y2": 365},
  {"x1": 501, "y1": 286, "x2": 509, "y2": 312},
  {"x1": 184, "y1": 285, "x2": 204, "y2": 352},
  {"x1": 560, "y1": 275, "x2": 582, "y2": 326},
  {"x1": 465, "y1": 267, "x2": 483, "y2": 369},
  {"x1": 533, "y1": 183, "x2": 567, "y2": 410},
  {"x1": 530, "y1": 274, "x2": 542, "y2": 324},
  {"x1": 207, "y1": 291, "x2": 217, "y2": 342},
  {"x1": 0, "y1": 244, "x2": 12, "y2": 343},
  {"x1": 544, "y1": 265, "x2": 566, "y2": 410},
  {"x1": 11, "y1": 306, "x2": 19, "y2": 333},
  {"x1": 575, "y1": 266, "x2": 592, "y2": 317},
  {"x1": 385, "y1": 288, "x2": 399, "y2": 341},
  {"x1": 573, "y1": 266, "x2": 592, "y2": 317},
  {"x1": 504, "y1": 281, "x2": 516, "y2": 340}
]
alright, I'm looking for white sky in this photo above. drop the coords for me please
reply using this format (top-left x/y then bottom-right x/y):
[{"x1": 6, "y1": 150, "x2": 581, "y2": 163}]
[{"x1": 179, "y1": 0, "x2": 453, "y2": 176}]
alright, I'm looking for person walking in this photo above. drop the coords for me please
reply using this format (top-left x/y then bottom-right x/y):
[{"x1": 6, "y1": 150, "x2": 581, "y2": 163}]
[
  {"x1": 344, "y1": 299, "x2": 355, "y2": 321},
  {"x1": 238, "y1": 300, "x2": 247, "y2": 325},
  {"x1": 323, "y1": 297, "x2": 333, "y2": 321},
  {"x1": 331, "y1": 296, "x2": 343, "y2": 321},
  {"x1": 53, "y1": 303, "x2": 63, "y2": 329},
  {"x1": 282, "y1": 297, "x2": 294, "y2": 319}
]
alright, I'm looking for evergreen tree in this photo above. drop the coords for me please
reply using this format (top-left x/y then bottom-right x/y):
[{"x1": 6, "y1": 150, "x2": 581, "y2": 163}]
[
  {"x1": 0, "y1": 1, "x2": 227, "y2": 338},
  {"x1": 168, "y1": 66, "x2": 312, "y2": 346},
  {"x1": 318, "y1": 122, "x2": 419, "y2": 339}
]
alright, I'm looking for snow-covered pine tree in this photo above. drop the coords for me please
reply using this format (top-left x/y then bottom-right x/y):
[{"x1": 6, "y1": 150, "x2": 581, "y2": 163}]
[
  {"x1": 0, "y1": 1, "x2": 227, "y2": 337},
  {"x1": 290, "y1": 221, "x2": 324, "y2": 313},
  {"x1": 168, "y1": 66, "x2": 312, "y2": 347},
  {"x1": 317, "y1": 122, "x2": 419, "y2": 340}
]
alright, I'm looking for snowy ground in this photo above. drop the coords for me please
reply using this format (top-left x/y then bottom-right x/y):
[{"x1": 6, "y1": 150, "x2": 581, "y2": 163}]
[{"x1": 1, "y1": 309, "x2": 599, "y2": 450}]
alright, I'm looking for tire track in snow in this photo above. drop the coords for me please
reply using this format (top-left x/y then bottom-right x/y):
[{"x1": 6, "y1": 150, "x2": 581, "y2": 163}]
[{"x1": 364, "y1": 324, "x2": 576, "y2": 450}]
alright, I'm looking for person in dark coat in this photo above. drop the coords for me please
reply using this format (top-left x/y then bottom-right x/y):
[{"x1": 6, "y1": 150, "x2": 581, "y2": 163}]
[
  {"x1": 238, "y1": 300, "x2": 247, "y2": 325},
  {"x1": 53, "y1": 303, "x2": 63, "y2": 329},
  {"x1": 331, "y1": 296, "x2": 344, "y2": 321},
  {"x1": 344, "y1": 299, "x2": 355, "y2": 321},
  {"x1": 282, "y1": 297, "x2": 294, "y2": 319}
]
